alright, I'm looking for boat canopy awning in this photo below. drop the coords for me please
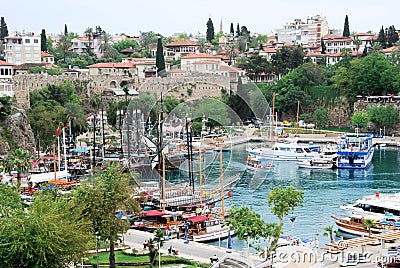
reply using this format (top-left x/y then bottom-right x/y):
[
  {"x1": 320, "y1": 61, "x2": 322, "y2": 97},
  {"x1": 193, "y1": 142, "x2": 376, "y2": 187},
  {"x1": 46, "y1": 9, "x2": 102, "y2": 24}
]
[
  {"x1": 30, "y1": 170, "x2": 70, "y2": 183},
  {"x1": 187, "y1": 215, "x2": 208, "y2": 223},
  {"x1": 141, "y1": 210, "x2": 166, "y2": 217}
]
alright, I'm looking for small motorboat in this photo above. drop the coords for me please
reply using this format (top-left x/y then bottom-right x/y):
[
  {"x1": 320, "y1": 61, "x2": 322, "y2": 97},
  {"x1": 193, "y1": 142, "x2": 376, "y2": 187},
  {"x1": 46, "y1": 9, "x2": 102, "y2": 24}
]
[{"x1": 297, "y1": 157, "x2": 336, "y2": 169}]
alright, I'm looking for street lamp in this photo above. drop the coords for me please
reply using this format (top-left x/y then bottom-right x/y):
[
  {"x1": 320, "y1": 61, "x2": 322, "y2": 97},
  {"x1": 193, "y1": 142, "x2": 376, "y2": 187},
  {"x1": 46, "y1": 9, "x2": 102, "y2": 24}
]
[
  {"x1": 290, "y1": 216, "x2": 296, "y2": 240},
  {"x1": 245, "y1": 231, "x2": 253, "y2": 268}
]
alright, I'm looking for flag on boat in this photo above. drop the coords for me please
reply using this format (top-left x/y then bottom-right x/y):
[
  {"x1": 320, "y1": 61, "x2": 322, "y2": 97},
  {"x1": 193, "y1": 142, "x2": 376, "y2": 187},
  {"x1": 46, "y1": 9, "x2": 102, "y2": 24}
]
[
  {"x1": 55, "y1": 123, "x2": 61, "y2": 137},
  {"x1": 227, "y1": 231, "x2": 232, "y2": 249},
  {"x1": 227, "y1": 190, "x2": 232, "y2": 198}
]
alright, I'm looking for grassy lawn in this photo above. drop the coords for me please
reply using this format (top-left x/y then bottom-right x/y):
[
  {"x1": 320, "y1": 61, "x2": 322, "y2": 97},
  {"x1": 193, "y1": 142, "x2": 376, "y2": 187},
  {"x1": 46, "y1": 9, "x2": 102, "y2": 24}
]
[{"x1": 87, "y1": 250, "x2": 208, "y2": 267}]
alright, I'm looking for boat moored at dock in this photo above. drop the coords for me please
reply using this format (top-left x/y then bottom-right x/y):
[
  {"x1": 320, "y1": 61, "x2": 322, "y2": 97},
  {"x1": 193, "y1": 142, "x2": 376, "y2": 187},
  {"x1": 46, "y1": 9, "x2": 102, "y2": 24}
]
[
  {"x1": 247, "y1": 139, "x2": 320, "y2": 161},
  {"x1": 336, "y1": 133, "x2": 374, "y2": 169},
  {"x1": 340, "y1": 192, "x2": 400, "y2": 219}
]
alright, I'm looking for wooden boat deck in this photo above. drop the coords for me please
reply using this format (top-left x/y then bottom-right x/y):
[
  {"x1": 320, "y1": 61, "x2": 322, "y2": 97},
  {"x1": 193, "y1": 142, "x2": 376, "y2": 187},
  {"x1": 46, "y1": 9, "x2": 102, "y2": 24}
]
[{"x1": 325, "y1": 230, "x2": 400, "y2": 250}]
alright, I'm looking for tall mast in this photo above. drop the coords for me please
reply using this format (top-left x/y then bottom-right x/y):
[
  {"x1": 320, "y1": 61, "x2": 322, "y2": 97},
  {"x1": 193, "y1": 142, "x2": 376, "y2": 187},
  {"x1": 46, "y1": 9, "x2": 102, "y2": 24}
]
[
  {"x1": 162, "y1": 152, "x2": 166, "y2": 212},
  {"x1": 220, "y1": 149, "x2": 224, "y2": 218},
  {"x1": 271, "y1": 93, "x2": 275, "y2": 139},
  {"x1": 199, "y1": 149, "x2": 203, "y2": 207},
  {"x1": 296, "y1": 101, "x2": 300, "y2": 137}
]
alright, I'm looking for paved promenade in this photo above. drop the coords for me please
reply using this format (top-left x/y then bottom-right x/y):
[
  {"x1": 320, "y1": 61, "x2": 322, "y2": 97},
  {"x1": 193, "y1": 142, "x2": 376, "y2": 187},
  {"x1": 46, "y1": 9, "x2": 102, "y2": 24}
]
[{"x1": 122, "y1": 227, "x2": 400, "y2": 267}]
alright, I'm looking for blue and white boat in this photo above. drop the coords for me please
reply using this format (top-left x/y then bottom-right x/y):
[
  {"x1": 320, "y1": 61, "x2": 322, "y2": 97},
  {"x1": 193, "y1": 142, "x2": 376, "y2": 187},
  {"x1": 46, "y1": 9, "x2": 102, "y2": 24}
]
[{"x1": 336, "y1": 133, "x2": 374, "y2": 169}]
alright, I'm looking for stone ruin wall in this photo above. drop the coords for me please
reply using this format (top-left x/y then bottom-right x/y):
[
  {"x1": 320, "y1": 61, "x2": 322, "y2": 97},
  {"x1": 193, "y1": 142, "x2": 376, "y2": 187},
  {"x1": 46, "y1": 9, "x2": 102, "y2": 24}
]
[{"x1": 11, "y1": 74, "x2": 232, "y2": 109}]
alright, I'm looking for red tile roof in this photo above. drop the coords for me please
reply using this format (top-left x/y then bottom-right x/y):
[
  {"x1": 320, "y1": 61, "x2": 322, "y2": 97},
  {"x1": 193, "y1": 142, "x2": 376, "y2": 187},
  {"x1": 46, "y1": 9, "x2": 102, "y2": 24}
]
[
  {"x1": 41, "y1": 51, "x2": 54, "y2": 57},
  {"x1": 88, "y1": 62, "x2": 135, "y2": 68},
  {"x1": 169, "y1": 68, "x2": 185, "y2": 73},
  {"x1": 0, "y1": 60, "x2": 14, "y2": 66},
  {"x1": 220, "y1": 65, "x2": 242, "y2": 72},
  {"x1": 166, "y1": 39, "x2": 198, "y2": 47}
]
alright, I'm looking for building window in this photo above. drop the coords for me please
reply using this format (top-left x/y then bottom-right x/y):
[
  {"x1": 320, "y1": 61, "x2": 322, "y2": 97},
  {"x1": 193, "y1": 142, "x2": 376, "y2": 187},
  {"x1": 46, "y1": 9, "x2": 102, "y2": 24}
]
[
  {"x1": 34, "y1": 39, "x2": 39, "y2": 43},
  {"x1": 25, "y1": 39, "x2": 30, "y2": 43}
]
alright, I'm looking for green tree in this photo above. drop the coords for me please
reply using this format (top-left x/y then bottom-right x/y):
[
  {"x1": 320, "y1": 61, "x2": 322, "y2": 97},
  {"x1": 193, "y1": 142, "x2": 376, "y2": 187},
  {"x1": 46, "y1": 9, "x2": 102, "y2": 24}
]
[
  {"x1": 28, "y1": 100, "x2": 67, "y2": 148},
  {"x1": 74, "y1": 163, "x2": 139, "y2": 268},
  {"x1": 65, "y1": 101, "x2": 87, "y2": 137},
  {"x1": 268, "y1": 186, "x2": 304, "y2": 226},
  {"x1": 147, "y1": 229, "x2": 165, "y2": 266},
  {"x1": 99, "y1": 32, "x2": 118, "y2": 60},
  {"x1": 323, "y1": 225, "x2": 336, "y2": 244},
  {"x1": 363, "y1": 218, "x2": 375, "y2": 236},
  {"x1": 236, "y1": 23, "x2": 241, "y2": 36},
  {"x1": 313, "y1": 107, "x2": 329, "y2": 128},
  {"x1": 206, "y1": 18, "x2": 215, "y2": 43},
  {"x1": 193, "y1": 97, "x2": 231, "y2": 128},
  {"x1": 378, "y1": 26, "x2": 387, "y2": 49},
  {"x1": 387, "y1": 25, "x2": 399, "y2": 47},
  {"x1": 225, "y1": 206, "x2": 279, "y2": 256},
  {"x1": 113, "y1": 39, "x2": 139, "y2": 52},
  {"x1": 321, "y1": 38, "x2": 326, "y2": 54},
  {"x1": 271, "y1": 45, "x2": 305, "y2": 77},
  {"x1": 343, "y1": 15, "x2": 350, "y2": 37},
  {"x1": 368, "y1": 105, "x2": 400, "y2": 129},
  {"x1": 353, "y1": 37, "x2": 362, "y2": 58},
  {"x1": 163, "y1": 95, "x2": 179, "y2": 114},
  {"x1": 267, "y1": 186, "x2": 304, "y2": 250},
  {"x1": 4, "y1": 148, "x2": 32, "y2": 192},
  {"x1": 351, "y1": 111, "x2": 369, "y2": 128},
  {"x1": 84, "y1": 27, "x2": 94, "y2": 56},
  {"x1": 40, "y1": 29, "x2": 47, "y2": 52},
  {"x1": 0, "y1": 17, "x2": 9, "y2": 40},
  {"x1": 156, "y1": 37, "x2": 166, "y2": 74},
  {"x1": 230, "y1": 23, "x2": 234, "y2": 36},
  {"x1": 0, "y1": 186, "x2": 90, "y2": 267}
]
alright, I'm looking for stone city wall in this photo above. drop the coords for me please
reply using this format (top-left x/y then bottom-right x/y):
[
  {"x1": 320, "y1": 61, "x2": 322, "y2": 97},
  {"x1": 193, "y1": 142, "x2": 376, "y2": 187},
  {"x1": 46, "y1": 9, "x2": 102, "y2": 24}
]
[{"x1": 11, "y1": 73, "x2": 231, "y2": 109}]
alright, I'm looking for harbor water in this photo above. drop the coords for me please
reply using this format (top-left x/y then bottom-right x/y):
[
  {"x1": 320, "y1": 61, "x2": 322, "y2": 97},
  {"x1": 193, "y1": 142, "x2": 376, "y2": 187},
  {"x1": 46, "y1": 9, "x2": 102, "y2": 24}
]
[{"x1": 185, "y1": 144, "x2": 400, "y2": 251}]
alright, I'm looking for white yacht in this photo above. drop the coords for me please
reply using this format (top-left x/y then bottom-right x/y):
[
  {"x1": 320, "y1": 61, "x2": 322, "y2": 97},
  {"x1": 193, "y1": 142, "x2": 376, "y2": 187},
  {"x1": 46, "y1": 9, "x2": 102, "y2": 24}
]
[
  {"x1": 340, "y1": 192, "x2": 400, "y2": 220},
  {"x1": 247, "y1": 139, "x2": 320, "y2": 161}
]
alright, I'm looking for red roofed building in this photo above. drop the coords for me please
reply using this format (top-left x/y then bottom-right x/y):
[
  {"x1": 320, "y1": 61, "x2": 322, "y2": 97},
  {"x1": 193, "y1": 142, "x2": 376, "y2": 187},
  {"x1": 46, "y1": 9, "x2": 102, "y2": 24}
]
[
  {"x1": 41, "y1": 51, "x2": 55, "y2": 64},
  {"x1": 165, "y1": 39, "x2": 199, "y2": 60},
  {"x1": 180, "y1": 53, "x2": 245, "y2": 81}
]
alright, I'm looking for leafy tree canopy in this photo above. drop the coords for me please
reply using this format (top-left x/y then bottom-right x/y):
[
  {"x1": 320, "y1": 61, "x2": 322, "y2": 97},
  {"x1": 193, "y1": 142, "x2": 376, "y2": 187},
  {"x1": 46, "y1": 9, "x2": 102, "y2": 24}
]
[{"x1": 0, "y1": 186, "x2": 90, "y2": 267}]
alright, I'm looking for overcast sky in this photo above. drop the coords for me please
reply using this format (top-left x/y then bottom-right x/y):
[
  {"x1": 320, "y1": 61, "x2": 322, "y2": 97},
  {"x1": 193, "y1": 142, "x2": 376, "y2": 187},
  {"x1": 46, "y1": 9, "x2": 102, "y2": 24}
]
[{"x1": 2, "y1": 0, "x2": 399, "y2": 37}]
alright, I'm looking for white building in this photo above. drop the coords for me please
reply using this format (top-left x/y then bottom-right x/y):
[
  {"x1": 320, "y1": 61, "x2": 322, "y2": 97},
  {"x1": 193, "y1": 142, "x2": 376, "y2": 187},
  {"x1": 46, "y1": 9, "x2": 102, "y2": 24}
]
[
  {"x1": 180, "y1": 53, "x2": 245, "y2": 79},
  {"x1": 4, "y1": 34, "x2": 41, "y2": 64},
  {"x1": 277, "y1": 15, "x2": 329, "y2": 46},
  {"x1": 0, "y1": 60, "x2": 13, "y2": 97}
]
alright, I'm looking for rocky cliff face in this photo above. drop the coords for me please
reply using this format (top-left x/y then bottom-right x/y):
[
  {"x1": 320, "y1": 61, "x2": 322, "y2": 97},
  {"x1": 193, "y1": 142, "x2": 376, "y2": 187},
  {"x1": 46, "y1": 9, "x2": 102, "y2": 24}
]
[{"x1": 0, "y1": 110, "x2": 35, "y2": 155}]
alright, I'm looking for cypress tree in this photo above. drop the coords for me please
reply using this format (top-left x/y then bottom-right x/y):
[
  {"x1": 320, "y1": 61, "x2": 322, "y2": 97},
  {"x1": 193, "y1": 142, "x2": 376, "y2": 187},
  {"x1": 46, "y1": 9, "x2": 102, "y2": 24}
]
[
  {"x1": 206, "y1": 18, "x2": 214, "y2": 43},
  {"x1": 155, "y1": 37, "x2": 165, "y2": 75},
  {"x1": 343, "y1": 15, "x2": 350, "y2": 37},
  {"x1": 230, "y1": 23, "x2": 234, "y2": 36},
  {"x1": 321, "y1": 38, "x2": 326, "y2": 54},
  {"x1": 64, "y1": 24, "x2": 68, "y2": 36},
  {"x1": 378, "y1": 26, "x2": 387, "y2": 49},
  {"x1": 387, "y1": 25, "x2": 399, "y2": 47},
  {"x1": 236, "y1": 23, "x2": 241, "y2": 36},
  {"x1": 0, "y1": 17, "x2": 9, "y2": 40},
  {"x1": 40, "y1": 29, "x2": 47, "y2": 52}
]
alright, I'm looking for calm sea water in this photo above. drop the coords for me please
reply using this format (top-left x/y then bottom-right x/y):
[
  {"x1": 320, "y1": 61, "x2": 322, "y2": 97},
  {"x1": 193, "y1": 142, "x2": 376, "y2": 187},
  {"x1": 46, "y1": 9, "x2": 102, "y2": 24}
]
[{"x1": 190, "y1": 144, "x2": 400, "y2": 250}]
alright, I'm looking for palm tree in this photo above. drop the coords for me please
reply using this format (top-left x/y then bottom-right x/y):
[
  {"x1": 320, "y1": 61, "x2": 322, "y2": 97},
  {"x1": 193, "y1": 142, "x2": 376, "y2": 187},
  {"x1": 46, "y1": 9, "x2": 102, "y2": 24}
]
[
  {"x1": 323, "y1": 225, "x2": 336, "y2": 244},
  {"x1": 370, "y1": 42, "x2": 382, "y2": 54},
  {"x1": 99, "y1": 32, "x2": 117, "y2": 59},
  {"x1": 148, "y1": 230, "x2": 165, "y2": 266},
  {"x1": 84, "y1": 27, "x2": 94, "y2": 55},
  {"x1": 5, "y1": 148, "x2": 32, "y2": 192},
  {"x1": 353, "y1": 37, "x2": 362, "y2": 58},
  {"x1": 363, "y1": 218, "x2": 375, "y2": 236}
]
